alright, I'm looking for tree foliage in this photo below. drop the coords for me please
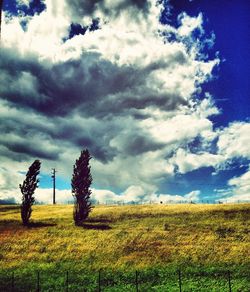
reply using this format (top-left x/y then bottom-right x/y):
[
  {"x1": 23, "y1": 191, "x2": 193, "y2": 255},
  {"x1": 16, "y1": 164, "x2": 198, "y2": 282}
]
[
  {"x1": 72, "y1": 149, "x2": 93, "y2": 225},
  {"x1": 19, "y1": 160, "x2": 41, "y2": 226}
]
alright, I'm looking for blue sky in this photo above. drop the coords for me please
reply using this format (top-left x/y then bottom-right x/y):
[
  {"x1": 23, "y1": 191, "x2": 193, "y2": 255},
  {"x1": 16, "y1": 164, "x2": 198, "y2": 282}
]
[
  {"x1": 0, "y1": 0, "x2": 249, "y2": 204},
  {"x1": 157, "y1": 0, "x2": 250, "y2": 199},
  {"x1": 173, "y1": 0, "x2": 250, "y2": 126}
]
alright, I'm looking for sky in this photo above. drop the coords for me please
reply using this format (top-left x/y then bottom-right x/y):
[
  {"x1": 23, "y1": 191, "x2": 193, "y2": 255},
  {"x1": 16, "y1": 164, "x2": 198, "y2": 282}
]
[{"x1": 0, "y1": 0, "x2": 249, "y2": 204}]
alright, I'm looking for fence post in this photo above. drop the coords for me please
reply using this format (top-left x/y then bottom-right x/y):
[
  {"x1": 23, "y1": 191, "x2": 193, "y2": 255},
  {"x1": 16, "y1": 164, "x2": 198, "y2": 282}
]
[
  {"x1": 37, "y1": 271, "x2": 40, "y2": 292},
  {"x1": 98, "y1": 270, "x2": 101, "y2": 292},
  {"x1": 135, "y1": 270, "x2": 139, "y2": 292},
  {"x1": 11, "y1": 271, "x2": 14, "y2": 292},
  {"x1": 178, "y1": 270, "x2": 182, "y2": 292},
  {"x1": 227, "y1": 270, "x2": 232, "y2": 292},
  {"x1": 66, "y1": 271, "x2": 69, "y2": 292}
]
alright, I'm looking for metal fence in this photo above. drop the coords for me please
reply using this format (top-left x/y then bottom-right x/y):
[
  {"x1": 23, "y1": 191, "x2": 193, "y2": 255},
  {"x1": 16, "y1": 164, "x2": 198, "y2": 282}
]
[{"x1": 1, "y1": 268, "x2": 249, "y2": 291}]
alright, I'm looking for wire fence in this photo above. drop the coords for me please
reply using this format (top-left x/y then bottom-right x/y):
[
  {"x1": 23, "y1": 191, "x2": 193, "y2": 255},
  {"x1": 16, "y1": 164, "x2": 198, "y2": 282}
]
[
  {"x1": 3, "y1": 199, "x2": 248, "y2": 206},
  {"x1": 0, "y1": 268, "x2": 249, "y2": 291},
  {"x1": 92, "y1": 200, "x2": 250, "y2": 206},
  {"x1": 52, "y1": 200, "x2": 250, "y2": 206}
]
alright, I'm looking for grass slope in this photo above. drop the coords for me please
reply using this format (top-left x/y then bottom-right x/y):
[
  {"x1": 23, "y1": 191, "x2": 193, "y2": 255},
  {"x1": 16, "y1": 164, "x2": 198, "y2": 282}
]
[{"x1": 0, "y1": 204, "x2": 249, "y2": 291}]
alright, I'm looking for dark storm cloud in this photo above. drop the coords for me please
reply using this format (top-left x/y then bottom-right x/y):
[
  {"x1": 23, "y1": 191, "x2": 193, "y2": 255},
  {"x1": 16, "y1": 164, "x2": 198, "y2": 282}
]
[
  {"x1": 0, "y1": 47, "x2": 186, "y2": 119},
  {"x1": 117, "y1": 134, "x2": 166, "y2": 156},
  {"x1": 0, "y1": 49, "x2": 140, "y2": 117},
  {"x1": 65, "y1": 0, "x2": 150, "y2": 21},
  {"x1": 117, "y1": 92, "x2": 186, "y2": 112},
  {"x1": 10, "y1": 143, "x2": 58, "y2": 160},
  {"x1": 0, "y1": 38, "x2": 189, "y2": 165},
  {"x1": 54, "y1": 119, "x2": 119, "y2": 162},
  {"x1": 0, "y1": 22, "x2": 189, "y2": 165},
  {"x1": 0, "y1": 101, "x2": 118, "y2": 163},
  {"x1": 0, "y1": 145, "x2": 29, "y2": 162},
  {"x1": 0, "y1": 136, "x2": 60, "y2": 160}
]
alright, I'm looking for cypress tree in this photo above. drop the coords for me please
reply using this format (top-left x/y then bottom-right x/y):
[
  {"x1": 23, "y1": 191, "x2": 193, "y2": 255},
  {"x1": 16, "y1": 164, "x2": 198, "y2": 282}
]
[
  {"x1": 72, "y1": 149, "x2": 93, "y2": 225},
  {"x1": 19, "y1": 160, "x2": 41, "y2": 226}
]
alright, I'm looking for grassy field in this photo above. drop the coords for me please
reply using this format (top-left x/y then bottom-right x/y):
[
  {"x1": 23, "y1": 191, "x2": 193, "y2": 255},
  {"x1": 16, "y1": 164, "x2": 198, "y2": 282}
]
[{"x1": 0, "y1": 203, "x2": 249, "y2": 291}]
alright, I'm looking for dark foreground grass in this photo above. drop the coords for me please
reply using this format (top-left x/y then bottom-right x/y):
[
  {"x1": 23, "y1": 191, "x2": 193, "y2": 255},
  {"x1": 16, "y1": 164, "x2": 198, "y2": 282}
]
[{"x1": 0, "y1": 264, "x2": 249, "y2": 291}]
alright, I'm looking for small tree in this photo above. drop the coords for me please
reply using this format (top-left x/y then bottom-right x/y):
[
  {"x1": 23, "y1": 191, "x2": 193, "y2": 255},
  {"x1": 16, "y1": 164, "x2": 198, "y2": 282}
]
[
  {"x1": 19, "y1": 160, "x2": 41, "y2": 226},
  {"x1": 72, "y1": 149, "x2": 93, "y2": 225}
]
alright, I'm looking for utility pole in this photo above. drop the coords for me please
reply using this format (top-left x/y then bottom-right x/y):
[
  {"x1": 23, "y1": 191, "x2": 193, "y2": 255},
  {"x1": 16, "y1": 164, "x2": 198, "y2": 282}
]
[{"x1": 51, "y1": 168, "x2": 56, "y2": 205}]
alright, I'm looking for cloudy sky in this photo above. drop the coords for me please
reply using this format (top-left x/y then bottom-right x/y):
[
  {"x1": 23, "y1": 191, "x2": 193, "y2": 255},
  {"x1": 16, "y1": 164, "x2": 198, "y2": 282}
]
[{"x1": 0, "y1": 0, "x2": 249, "y2": 204}]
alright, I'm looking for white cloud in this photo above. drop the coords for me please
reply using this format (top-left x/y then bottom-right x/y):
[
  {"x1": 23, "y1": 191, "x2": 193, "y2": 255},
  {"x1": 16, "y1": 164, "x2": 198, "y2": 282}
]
[
  {"x1": 177, "y1": 12, "x2": 203, "y2": 37},
  {"x1": 91, "y1": 187, "x2": 201, "y2": 204},
  {"x1": 229, "y1": 169, "x2": 250, "y2": 189},
  {"x1": 142, "y1": 111, "x2": 214, "y2": 145},
  {"x1": 222, "y1": 193, "x2": 250, "y2": 203},
  {"x1": 91, "y1": 187, "x2": 147, "y2": 204},
  {"x1": 2, "y1": 1, "x2": 69, "y2": 61},
  {"x1": 226, "y1": 167, "x2": 250, "y2": 202},
  {"x1": 170, "y1": 148, "x2": 223, "y2": 174},
  {"x1": 217, "y1": 122, "x2": 250, "y2": 160},
  {"x1": 0, "y1": 166, "x2": 25, "y2": 203},
  {"x1": 184, "y1": 190, "x2": 201, "y2": 201},
  {"x1": 35, "y1": 188, "x2": 72, "y2": 204},
  {"x1": 21, "y1": 185, "x2": 201, "y2": 205},
  {"x1": 217, "y1": 168, "x2": 250, "y2": 203}
]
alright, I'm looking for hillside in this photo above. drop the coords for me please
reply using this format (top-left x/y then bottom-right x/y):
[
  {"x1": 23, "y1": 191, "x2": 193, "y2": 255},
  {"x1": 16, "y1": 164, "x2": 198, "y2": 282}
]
[{"x1": 0, "y1": 204, "x2": 249, "y2": 291}]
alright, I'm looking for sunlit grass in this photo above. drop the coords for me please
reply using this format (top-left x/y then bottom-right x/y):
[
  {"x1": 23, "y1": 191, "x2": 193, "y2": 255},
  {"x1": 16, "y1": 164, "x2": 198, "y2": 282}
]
[{"x1": 0, "y1": 203, "x2": 249, "y2": 290}]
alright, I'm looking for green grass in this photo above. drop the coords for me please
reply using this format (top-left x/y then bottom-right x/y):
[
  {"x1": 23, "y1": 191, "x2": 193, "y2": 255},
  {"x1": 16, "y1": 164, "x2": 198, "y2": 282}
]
[{"x1": 0, "y1": 204, "x2": 249, "y2": 291}]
